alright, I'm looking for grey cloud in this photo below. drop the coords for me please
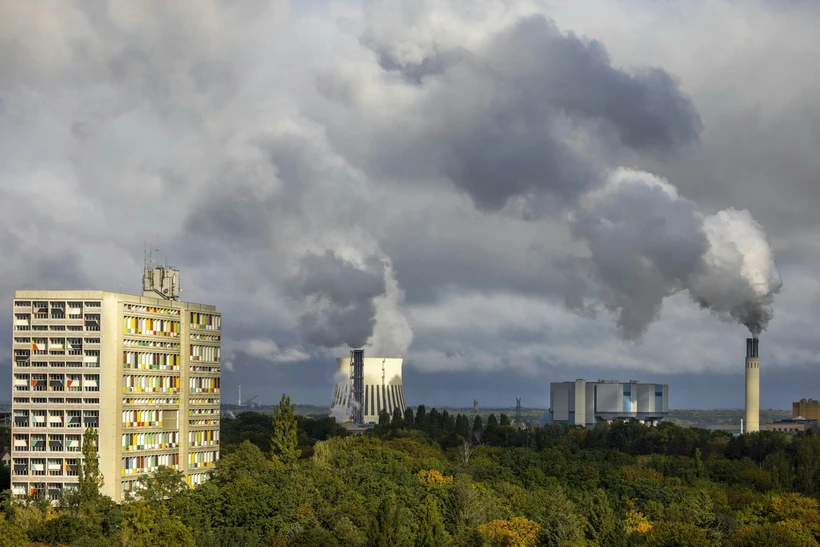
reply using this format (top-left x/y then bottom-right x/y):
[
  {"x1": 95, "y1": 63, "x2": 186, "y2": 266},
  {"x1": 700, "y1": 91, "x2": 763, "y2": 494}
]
[
  {"x1": 357, "y1": 14, "x2": 701, "y2": 213},
  {"x1": 294, "y1": 251, "x2": 387, "y2": 349}
]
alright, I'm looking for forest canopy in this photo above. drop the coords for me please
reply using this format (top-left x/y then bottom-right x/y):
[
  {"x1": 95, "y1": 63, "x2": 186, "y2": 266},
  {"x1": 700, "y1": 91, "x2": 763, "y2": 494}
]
[{"x1": 2, "y1": 401, "x2": 820, "y2": 546}]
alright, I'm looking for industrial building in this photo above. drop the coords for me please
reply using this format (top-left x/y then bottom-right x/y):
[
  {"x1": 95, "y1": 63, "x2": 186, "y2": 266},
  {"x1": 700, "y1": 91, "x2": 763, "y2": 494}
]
[
  {"x1": 547, "y1": 379, "x2": 668, "y2": 427},
  {"x1": 331, "y1": 350, "x2": 405, "y2": 424},
  {"x1": 10, "y1": 263, "x2": 221, "y2": 502},
  {"x1": 765, "y1": 418, "x2": 820, "y2": 433},
  {"x1": 792, "y1": 399, "x2": 820, "y2": 421}
]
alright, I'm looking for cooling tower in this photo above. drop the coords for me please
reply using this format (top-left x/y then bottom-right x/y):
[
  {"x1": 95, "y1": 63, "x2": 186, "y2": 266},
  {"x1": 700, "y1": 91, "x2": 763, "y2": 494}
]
[
  {"x1": 331, "y1": 355, "x2": 406, "y2": 424},
  {"x1": 745, "y1": 337, "x2": 760, "y2": 433}
]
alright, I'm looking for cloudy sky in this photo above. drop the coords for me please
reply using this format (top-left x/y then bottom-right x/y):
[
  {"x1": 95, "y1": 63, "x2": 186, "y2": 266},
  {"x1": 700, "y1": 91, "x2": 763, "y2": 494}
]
[{"x1": 1, "y1": 0, "x2": 819, "y2": 410}]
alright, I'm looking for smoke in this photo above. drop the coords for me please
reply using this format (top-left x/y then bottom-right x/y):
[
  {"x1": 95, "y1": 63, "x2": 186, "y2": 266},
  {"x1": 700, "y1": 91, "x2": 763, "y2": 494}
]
[
  {"x1": 293, "y1": 250, "x2": 388, "y2": 349},
  {"x1": 359, "y1": 11, "x2": 780, "y2": 339},
  {"x1": 571, "y1": 169, "x2": 782, "y2": 338},
  {"x1": 692, "y1": 209, "x2": 783, "y2": 336},
  {"x1": 329, "y1": 369, "x2": 354, "y2": 423}
]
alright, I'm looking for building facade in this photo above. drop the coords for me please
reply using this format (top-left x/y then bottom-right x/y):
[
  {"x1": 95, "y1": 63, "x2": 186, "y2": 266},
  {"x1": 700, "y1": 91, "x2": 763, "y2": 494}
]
[
  {"x1": 548, "y1": 379, "x2": 668, "y2": 427},
  {"x1": 10, "y1": 287, "x2": 220, "y2": 502},
  {"x1": 332, "y1": 357, "x2": 405, "y2": 424},
  {"x1": 793, "y1": 399, "x2": 820, "y2": 421},
  {"x1": 765, "y1": 418, "x2": 820, "y2": 433}
]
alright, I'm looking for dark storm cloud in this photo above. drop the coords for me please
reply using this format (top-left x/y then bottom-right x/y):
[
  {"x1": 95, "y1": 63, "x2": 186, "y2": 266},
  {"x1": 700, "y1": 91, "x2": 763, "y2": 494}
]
[
  {"x1": 293, "y1": 251, "x2": 387, "y2": 349},
  {"x1": 360, "y1": 14, "x2": 701, "y2": 213},
  {"x1": 484, "y1": 16, "x2": 701, "y2": 153}
]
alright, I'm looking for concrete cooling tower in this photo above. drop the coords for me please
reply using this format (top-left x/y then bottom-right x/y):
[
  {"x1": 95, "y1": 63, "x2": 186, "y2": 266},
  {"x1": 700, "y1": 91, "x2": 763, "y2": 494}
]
[{"x1": 331, "y1": 350, "x2": 406, "y2": 424}]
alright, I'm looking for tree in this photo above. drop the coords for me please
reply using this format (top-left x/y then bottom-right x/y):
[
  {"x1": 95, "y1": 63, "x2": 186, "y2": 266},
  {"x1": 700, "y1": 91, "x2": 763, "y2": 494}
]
[
  {"x1": 0, "y1": 515, "x2": 28, "y2": 547},
  {"x1": 404, "y1": 407, "x2": 415, "y2": 427},
  {"x1": 391, "y1": 407, "x2": 404, "y2": 428},
  {"x1": 694, "y1": 447, "x2": 705, "y2": 478},
  {"x1": 133, "y1": 466, "x2": 188, "y2": 504},
  {"x1": 368, "y1": 495, "x2": 401, "y2": 547},
  {"x1": 271, "y1": 393, "x2": 300, "y2": 465},
  {"x1": 499, "y1": 414, "x2": 510, "y2": 427},
  {"x1": 77, "y1": 427, "x2": 103, "y2": 510},
  {"x1": 486, "y1": 414, "x2": 498, "y2": 430},
  {"x1": 477, "y1": 517, "x2": 539, "y2": 547},
  {"x1": 644, "y1": 522, "x2": 710, "y2": 547},
  {"x1": 417, "y1": 496, "x2": 448, "y2": 547},
  {"x1": 416, "y1": 405, "x2": 427, "y2": 427},
  {"x1": 727, "y1": 523, "x2": 814, "y2": 547}
]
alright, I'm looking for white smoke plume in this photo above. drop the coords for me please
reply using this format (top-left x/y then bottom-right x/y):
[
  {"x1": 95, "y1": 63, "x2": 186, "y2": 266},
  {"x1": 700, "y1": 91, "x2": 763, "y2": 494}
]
[
  {"x1": 572, "y1": 168, "x2": 782, "y2": 338},
  {"x1": 329, "y1": 369, "x2": 356, "y2": 423}
]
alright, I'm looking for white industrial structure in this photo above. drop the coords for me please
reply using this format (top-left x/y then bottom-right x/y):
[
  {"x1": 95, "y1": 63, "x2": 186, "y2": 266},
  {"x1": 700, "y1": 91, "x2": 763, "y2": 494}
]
[
  {"x1": 745, "y1": 338, "x2": 760, "y2": 433},
  {"x1": 331, "y1": 353, "x2": 406, "y2": 424},
  {"x1": 548, "y1": 379, "x2": 668, "y2": 427}
]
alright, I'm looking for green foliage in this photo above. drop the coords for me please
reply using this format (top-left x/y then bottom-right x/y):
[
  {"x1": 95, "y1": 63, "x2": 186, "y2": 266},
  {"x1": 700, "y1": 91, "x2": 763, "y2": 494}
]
[
  {"x1": 7, "y1": 401, "x2": 820, "y2": 547},
  {"x1": 271, "y1": 393, "x2": 301, "y2": 465},
  {"x1": 643, "y1": 521, "x2": 710, "y2": 547},
  {"x1": 0, "y1": 514, "x2": 28, "y2": 547},
  {"x1": 368, "y1": 495, "x2": 401, "y2": 546},
  {"x1": 78, "y1": 427, "x2": 104, "y2": 509},
  {"x1": 417, "y1": 495, "x2": 448, "y2": 547}
]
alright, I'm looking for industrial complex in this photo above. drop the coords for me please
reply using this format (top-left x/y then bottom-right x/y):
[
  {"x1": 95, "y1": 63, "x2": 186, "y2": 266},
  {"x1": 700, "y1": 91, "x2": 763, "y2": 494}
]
[
  {"x1": 9, "y1": 260, "x2": 221, "y2": 502},
  {"x1": 331, "y1": 349, "x2": 405, "y2": 425},
  {"x1": 545, "y1": 379, "x2": 669, "y2": 427}
]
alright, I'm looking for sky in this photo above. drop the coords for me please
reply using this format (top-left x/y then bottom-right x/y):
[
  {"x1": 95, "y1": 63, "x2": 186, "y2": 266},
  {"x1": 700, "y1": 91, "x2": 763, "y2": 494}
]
[{"x1": 1, "y1": 0, "x2": 819, "y2": 410}]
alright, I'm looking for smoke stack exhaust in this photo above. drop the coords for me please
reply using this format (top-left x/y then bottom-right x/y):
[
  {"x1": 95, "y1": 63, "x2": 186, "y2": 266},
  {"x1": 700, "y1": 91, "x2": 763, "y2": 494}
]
[{"x1": 745, "y1": 337, "x2": 760, "y2": 433}]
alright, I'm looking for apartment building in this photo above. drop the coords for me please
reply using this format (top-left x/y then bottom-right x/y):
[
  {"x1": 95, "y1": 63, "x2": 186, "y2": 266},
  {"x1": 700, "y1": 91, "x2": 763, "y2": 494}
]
[{"x1": 10, "y1": 268, "x2": 221, "y2": 502}]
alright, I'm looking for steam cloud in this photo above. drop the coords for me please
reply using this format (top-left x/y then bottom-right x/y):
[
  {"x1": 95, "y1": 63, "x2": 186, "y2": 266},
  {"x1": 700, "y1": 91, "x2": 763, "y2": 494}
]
[
  {"x1": 294, "y1": 251, "x2": 387, "y2": 349},
  {"x1": 572, "y1": 169, "x2": 782, "y2": 339},
  {"x1": 359, "y1": 11, "x2": 781, "y2": 339}
]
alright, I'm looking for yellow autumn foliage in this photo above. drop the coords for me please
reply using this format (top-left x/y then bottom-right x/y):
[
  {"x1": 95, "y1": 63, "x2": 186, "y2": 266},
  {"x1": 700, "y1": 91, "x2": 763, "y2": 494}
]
[
  {"x1": 477, "y1": 517, "x2": 540, "y2": 547},
  {"x1": 417, "y1": 469, "x2": 454, "y2": 487}
]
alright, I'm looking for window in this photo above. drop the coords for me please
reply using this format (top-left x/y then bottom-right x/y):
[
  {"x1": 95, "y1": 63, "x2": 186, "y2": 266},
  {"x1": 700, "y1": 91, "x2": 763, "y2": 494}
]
[
  {"x1": 67, "y1": 411, "x2": 82, "y2": 428},
  {"x1": 83, "y1": 374, "x2": 99, "y2": 392},
  {"x1": 31, "y1": 458, "x2": 46, "y2": 476},
  {"x1": 66, "y1": 435, "x2": 81, "y2": 452},
  {"x1": 83, "y1": 410, "x2": 99, "y2": 428},
  {"x1": 83, "y1": 398, "x2": 99, "y2": 405}
]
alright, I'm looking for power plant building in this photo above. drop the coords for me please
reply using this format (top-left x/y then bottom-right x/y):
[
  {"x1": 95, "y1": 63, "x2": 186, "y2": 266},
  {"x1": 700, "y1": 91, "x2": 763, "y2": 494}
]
[
  {"x1": 793, "y1": 399, "x2": 820, "y2": 422},
  {"x1": 10, "y1": 265, "x2": 221, "y2": 502},
  {"x1": 548, "y1": 379, "x2": 668, "y2": 427},
  {"x1": 332, "y1": 352, "x2": 406, "y2": 424}
]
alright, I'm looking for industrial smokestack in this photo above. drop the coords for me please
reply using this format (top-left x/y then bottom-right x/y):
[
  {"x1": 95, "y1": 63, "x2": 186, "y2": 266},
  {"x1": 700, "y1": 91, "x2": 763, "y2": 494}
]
[
  {"x1": 745, "y1": 337, "x2": 760, "y2": 433},
  {"x1": 351, "y1": 349, "x2": 365, "y2": 424}
]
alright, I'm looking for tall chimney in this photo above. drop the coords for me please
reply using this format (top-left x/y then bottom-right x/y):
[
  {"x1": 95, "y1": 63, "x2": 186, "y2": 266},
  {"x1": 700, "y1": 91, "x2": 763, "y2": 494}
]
[
  {"x1": 745, "y1": 338, "x2": 760, "y2": 433},
  {"x1": 350, "y1": 349, "x2": 365, "y2": 424}
]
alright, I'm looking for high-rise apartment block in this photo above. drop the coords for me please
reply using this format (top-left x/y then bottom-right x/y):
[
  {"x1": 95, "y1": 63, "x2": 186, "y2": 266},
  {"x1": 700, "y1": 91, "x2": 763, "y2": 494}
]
[{"x1": 10, "y1": 267, "x2": 221, "y2": 502}]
